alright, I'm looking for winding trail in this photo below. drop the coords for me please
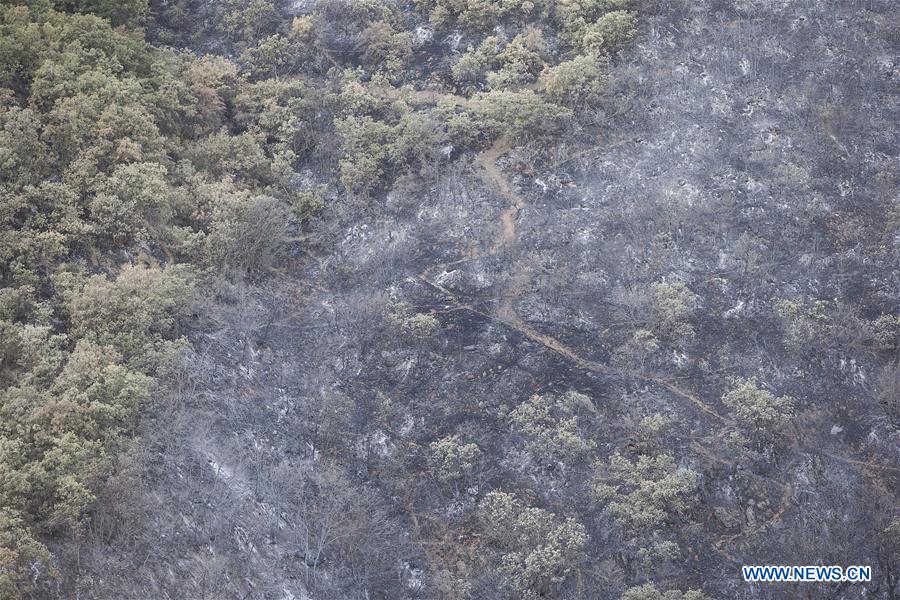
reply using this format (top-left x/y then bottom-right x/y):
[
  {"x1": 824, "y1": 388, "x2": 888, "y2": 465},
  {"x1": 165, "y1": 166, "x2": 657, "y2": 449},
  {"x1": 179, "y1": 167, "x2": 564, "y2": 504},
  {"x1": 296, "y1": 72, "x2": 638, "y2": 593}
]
[
  {"x1": 377, "y1": 84, "x2": 896, "y2": 567},
  {"x1": 380, "y1": 84, "x2": 791, "y2": 556}
]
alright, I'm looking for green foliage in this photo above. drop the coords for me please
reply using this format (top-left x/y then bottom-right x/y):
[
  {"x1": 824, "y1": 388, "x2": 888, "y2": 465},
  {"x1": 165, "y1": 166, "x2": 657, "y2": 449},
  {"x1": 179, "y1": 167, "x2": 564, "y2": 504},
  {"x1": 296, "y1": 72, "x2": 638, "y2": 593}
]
[
  {"x1": 429, "y1": 0, "x2": 537, "y2": 29},
  {"x1": 46, "y1": 0, "x2": 148, "y2": 27},
  {"x1": 189, "y1": 129, "x2": 272, "y2": 182},
  {"x1": 487, "y1": 27, "x2": 549, "y2": 89},
  {"x1": 554, "y1": 0, "x2": 634, "y2": 52},
  {"x1": 428, "y1": 435, "x2": 481, "y2": 482},
  {"x1": 621, "y1": 583, "x2": 709, "y2": 600},
  {"x1": 871, "y1": 314, "x2": 900, "y2": 349},
  {"x1": 436, "y1": 98, "x2": 488, "y2": 149},
  {"x1": 452, "y1": 36, "x2": 503, "y2": 88},
  {"x1": 68, "y1": 265, "x2": 193, "y2": 371},
  {"x1": 0, "y1": 265, "x2": 188, "y2": 595},
  {"x1": 541, "y1": 52, "x2": 608, "y2": 106},
  {"x1": 361, "y1": 21, "x2": 414, "y2": 75},
  {"x1": 89, "y1": 162, "x2": 178, "y2": 245},
  {"x1": 580, "y1": 10, "x2": 636, "y2": 53},
  {"x1": 776, "y1": 298, "x2": 827, "y2": 346},
  {"x1": 721, "y1": 377, "x2": 794, "y2": 431},
  {"x1": 335, "y1": 80, "x2": 439, "y2": 194},
  {"x1": 183, "y1": 55, "x2": 242, "y2": 133},
  {"x1": 479, "y1": 491, "x2": 587, "y2": 598},
  {"x1": 0, "y1": 509, "x2": 52, "y2": 597},
  {"x1": 469, "y1": 89, "x2": 571, "y2": 140},
  {"x1": 220, "y1": 0, "x2": 280, "y2": 44},
  {"x1": 453, "y1": 29, "x2": 547, "y2": 91},
  {"x1": 291, "y1": 189, "x2": 326, "y2": 221},
  {"x1": 593, "y1": 452, "x2": 698, "y2": 533},
  {"x1": 388, "y1": 302, "x2": 440, "y2": 337},
  {"x1": 239, "y1": 34, "x2": 293, "y2": 80},
  {"x1": 234, "y1": 78, "x2": 316, "y2": 173},
  {"x1": 0, "y1": 6, "x2": 381, "y2": 600},
  {"x1": 508, "y1": 391, "x2": 596, "y2": 464},
  {"x1": 648, "y1": 281, "x2": 697, "y2": 345}
]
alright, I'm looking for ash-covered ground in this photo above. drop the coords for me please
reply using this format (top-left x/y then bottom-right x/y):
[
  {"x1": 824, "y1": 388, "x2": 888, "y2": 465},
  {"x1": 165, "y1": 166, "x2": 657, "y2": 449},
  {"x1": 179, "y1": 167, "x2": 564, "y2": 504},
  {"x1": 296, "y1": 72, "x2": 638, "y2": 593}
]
[{"x1": 63, "y1": 0, "x2": 898, "y2": 598}]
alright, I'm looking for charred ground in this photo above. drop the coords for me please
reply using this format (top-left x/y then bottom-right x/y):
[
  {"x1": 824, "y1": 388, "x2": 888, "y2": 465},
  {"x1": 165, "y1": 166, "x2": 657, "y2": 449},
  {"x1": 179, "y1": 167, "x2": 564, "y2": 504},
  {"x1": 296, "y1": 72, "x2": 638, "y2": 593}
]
[{"x1": 6, "y1": 0, "x2": 899, "y2": 598}]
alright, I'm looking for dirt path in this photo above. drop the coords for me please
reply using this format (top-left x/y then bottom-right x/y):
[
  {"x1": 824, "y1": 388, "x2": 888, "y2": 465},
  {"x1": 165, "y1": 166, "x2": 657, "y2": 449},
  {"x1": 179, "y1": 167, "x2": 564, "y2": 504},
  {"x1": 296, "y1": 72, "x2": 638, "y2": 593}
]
[{"x1": 370, "y1": 82, "x2": 874, "y2": 570}]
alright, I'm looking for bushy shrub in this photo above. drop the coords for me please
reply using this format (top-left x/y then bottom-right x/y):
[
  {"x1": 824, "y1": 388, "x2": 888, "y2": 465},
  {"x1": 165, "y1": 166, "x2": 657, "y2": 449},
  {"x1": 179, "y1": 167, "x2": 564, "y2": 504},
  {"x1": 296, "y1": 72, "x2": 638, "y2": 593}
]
[
  {"x1": 452, "y1": 36, "x2": 503, "y2": 88},
  {"x1": 387, "y1": 302, "x2": 440, "y2": 337},
  {"x1": 469, "y1": 89, "x2": 571, "y2": 140},
  {"x1": 429, "y1": 0, "x2": 536, "y2": 29},
  {"x1": 68, "y1": 265, "x2": 194, "y2": 371},
  {"x1": 428, "y1": 435, "x2": 481, "y2": 482},
  {"x1": 622, "y1": 584, "x2": 709, "y2": 600},
  {"x1": 541, "y1": 52, "x2": 608, "y2": 106},
  {"x1": 189, "y1": 129, "x2": 272, "y2": 182},
  {"x1": 479, "y1": 491, "x2": 587, "y2": 598},
  {"x1": 508, "y1": 391, "x2": 596, "y2": 464},
  {"x1": 335, "y1": 88, "x2": 439, "y2": 194},
  {"x1": 361, "y1": 21, "x2": 413, "y2": 75},
  {"x1": 88, "y1": 162, "x2": 178, "y2": 245},
  {"x1": 581, "y1": 10, "x2": 636, "y2": 53},
  {"x1": 721, "y1": 377, "x2": 794, "y2": 431},
  {"x1": 593, "y1": 452, "x2": 698, "y2": 533}
]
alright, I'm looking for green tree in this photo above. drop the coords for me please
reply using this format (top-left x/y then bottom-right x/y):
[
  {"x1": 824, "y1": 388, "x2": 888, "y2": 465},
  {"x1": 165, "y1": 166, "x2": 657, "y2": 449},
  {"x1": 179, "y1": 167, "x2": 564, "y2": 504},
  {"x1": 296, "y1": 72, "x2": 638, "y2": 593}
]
[
  {"x1": 361, "y1": 21, "x2": 413, "y2": 75},
  {"x1": 42, "y1": 0, "x2": 149, "y2": 26},
  {"x1": 0, "y1": 509, "x2": 52, "y2": 597},
  {"x1": 581, "y1": 10, "x2": 636, "y2": 54}
]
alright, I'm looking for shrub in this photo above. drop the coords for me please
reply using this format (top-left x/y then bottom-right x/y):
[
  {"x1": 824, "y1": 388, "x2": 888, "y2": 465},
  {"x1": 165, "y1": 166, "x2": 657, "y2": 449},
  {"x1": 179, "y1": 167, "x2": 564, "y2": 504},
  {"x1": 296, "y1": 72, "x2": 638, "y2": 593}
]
[
  {"x1": 541, "y1": 52, "x2": 608, "y2": 106},
  {"x1": 469, "y1": 89, "x2": 571, "y2": 140},
  {"x1": 479, "y1": 491, "x2": 587, "y2": 598},
  {"x1": 508, "y1": 391, "x2": 596, "y2": 464},
  {"x1": 239, "y1": 34, "x2": 293, "y2": 79},
  {"x1": 487, "y1": 27, "x2": 548, "y2": 89},
  {"x1": 361, "y1": 21, "x2": 413, "y2": 75},
  {"x1": 622, "y1": 584, "x2": 709, "y2": 600},
  {"x1": 581, "y1": 10, "x2": 636, "y2": 53},
  {"x1": 50, "y1": 0, "x2": 149, "y2": 27},
  {"x1": 221, "y1": 0, "x2": 280, "y2": 44},
  {"x1": 189, "y1": 129, "x2": 271, "y2": 182},
  {"x1": 183, "y1": 55, "x2": 242, "y2": 133},
  {"x1": 429, "y1": 0, "x2": 536, "y2": 29},
  {"x1": 234, "y1": 78, "x2": 314, "y2": 162},
  {"x1": 593, "y1": 452, "x2": 698, "y2": 533},
  {"x1": 388, "y1": 302, "x2": 440, "y2": 337},
  {"x1": 0, "y1": 509, "x2": 52, "y2": 597},
  {"x1": 89, "y1": 162, "x2": 177, "y2": 245},
  {"x1": 336, "y1": 98, "x2": 439, "y2": 194},
  {"x1": 68, "y1": 265, "x2": 193, "y2": 372},
  {"x1": 721, "y1": 377, "x2": 794, "y2": 432},
  {"x1": 451, "y1": 36, "x2": 502, "y2": 88},
  {"x1": 428, "y1": 435, "x2": 481, "y2": 482},
  {"x1": 647, "y1": 281, "x2": 697, "y2": 345},
  {"x1": 291, "y1": 189, "x2": 326, "y2": 221}
]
